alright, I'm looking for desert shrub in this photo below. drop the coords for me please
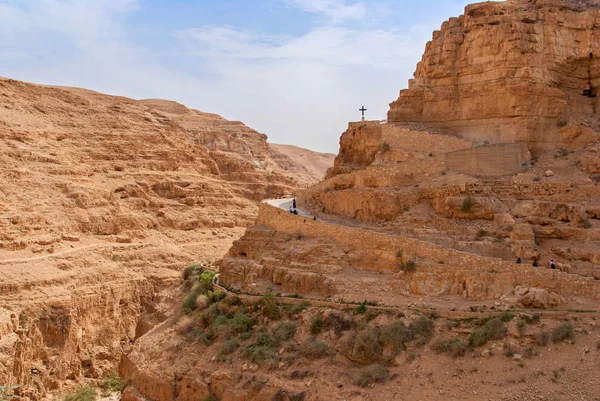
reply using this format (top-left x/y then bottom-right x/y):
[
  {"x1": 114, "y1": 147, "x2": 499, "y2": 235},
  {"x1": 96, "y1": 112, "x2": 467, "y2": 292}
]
[
  {"x1": 523, "y1": 314, "x2": 540, "y2": 325},
  {"x1": 581, "y1": 219, "x2": 593, "y2": 229},
  {"x1": 399, "y1": 259, "x2": 417, "y2": 273},
  {"x1": 557, "y1": 119, "x2": 568, "y2": 128},
  {"x1": 198, "y1": 271, "x2": 215, "y2": 293},
  {"x1": 555, "y1": 148, "x2": 569, "y2": 157},
  {"x1": 300, "y1": 337, "x2": 332, "y2": 359},
  {"x1": 523, "y1": 346, "x2": 538, "y2": 358},
  {"x1": 355, "y1": 364, "x2": 388, "y2": 387},
  {"x1": 500, "y1": 312, "x2": 515, "y2": 322},
  {"x1": 380, "y1": 321, "x2": 411, "y2": 353},
  {"x1": 258, "y1": 292, "x2": 281, "y2": 320},
  {"x1": 535, "y1": 331, "x2": 550, "y2": 346},
  {"x1": 352, "y1": 327, "x2": 381, "y2": 361},
  {"x1": 432, "y1": 338, "x2": 468, "y2": 358},
  {"x1": 203, "y1": 396, "x2": 219, "y2": 401},
  {"x1": 244, "y1": 334, "x2": 278, "y2": 363},
  {"x1": 504, "y1": 347, "x2": 517, "y2": 357},
  {"x1": 410, "y1": 316, "x2": 435, "y2": 345},
  {"x1": 254, "y1": 332, "x2": 278, "y2": 347},
  {"x1": 287, "y1": 301, "x2": 309, "y2": 316},
  {"x1": 228, "y1": 313, "x2": 255, "y2": 334},
  {"x1": 199, "y1": 304, "x2": 220, "y2": 327},
  {"x1": 183, "y1": 264, "x2": 201, "y2": 280},
  {"x1": 206, "y1": 290, "x2": 226, "y2": 304},
  {"x1": 220, "y1": 339, "x2": 240, "y2": 355},
  {"x1": 273, "y1": 322, "x2": 297, "y2": 342},
  {"x1": 101, "y1": 371, "x2": 124, "y2": 394},
  {"x1": 381, "y1": 142, "x2": 391, "y2": 153},
  {"x1": 551, "y1": 323, "x2": 575, "y2": 343},
  {"x1": 476, "y1": 230, "x2": 488, "y2": 238},
  {"x1": 468, "y1": 318, "x2": 506, "y2": 347},
  {"x1": 63, "y1": 385, "x2": 97, "y2": 401},
  {"x1": 517, "y1": 319, "x2": 527, "y2": 336},
  {"x1": 395, "y1": 250, "x2": 403, "y2": 258},
  {"x1": 182, "y1": 290, "x2": 200, "y2": 315},
  {"x1": 461, "y1": 196, "x2": 475, "y2": 213},
  {"x1": 326, "y1": 313, "x2": 353, "y2": 335},
  {"x1": 311, "y1": 314, "x2": 324, "y2": 334}
]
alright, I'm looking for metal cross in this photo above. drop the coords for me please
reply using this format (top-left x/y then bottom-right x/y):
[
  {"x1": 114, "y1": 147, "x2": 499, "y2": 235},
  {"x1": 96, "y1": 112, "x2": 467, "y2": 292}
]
[{"x1": 359, "y1": 106, "x2": 367, "y2": 120}]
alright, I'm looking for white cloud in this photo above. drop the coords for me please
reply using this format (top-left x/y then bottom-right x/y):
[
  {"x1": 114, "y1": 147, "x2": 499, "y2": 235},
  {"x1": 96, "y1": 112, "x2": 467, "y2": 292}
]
[
  {"x1": 286, "y1": 0, "x2": 366, "y2": 24},
  {"x1": 0, "y1": 0, "x2": 440, "y2": 153}
]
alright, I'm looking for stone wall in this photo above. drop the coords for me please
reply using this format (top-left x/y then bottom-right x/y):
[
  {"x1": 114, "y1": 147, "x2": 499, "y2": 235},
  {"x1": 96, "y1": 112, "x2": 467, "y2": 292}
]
[
  {"x1": 246, "y1": 203, "x2": 600, "y2": 300},
  {"x1": 445, "y1": 143, "x2": 529, "y2": 176}
]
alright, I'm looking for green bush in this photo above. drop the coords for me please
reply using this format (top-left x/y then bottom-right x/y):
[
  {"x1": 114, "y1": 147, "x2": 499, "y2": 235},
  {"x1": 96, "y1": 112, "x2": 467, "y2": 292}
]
[
  {"x1": 551, "y1": 324, "x2": 575, "y2": 343},
  {"x1": 311, "y1": 314, "x2": 324, "y2": 334},
  {"x1": 258, "y1": 292, "x2": 281, "y2": 320},
  {"x1": 399, "y1": 260, "x2": 417, "y2": 273},
  {"x1": 273, "y1": 322, "x2": 297, "y2": 342},
  {"x1": 516, "y1": 319, "x2": 527, "y2": 335},
  {"x1": 352, "y1": 327, "x2": 380, "y2": 361},
  {"x1": 380, "y1": 321, "x2": 411, "y2": 353},
  {"x1": 535, "y1": 331, "x2": 549, "y2": 346},
  {"x1": 461, "y1": 196, "x2": 475, "y2": 213},
  {"x1": 300, "y1": 338, "x2": 332, "y2": 359},
  {"x1": 500, "y1": 312, "x2": 515, "y2": 322},
  {"x1": 63, "y1": 385, "x2": 97, "y2": 401},
  {"x1": 326, "y1": 313, "x2": 353, "y2": 335},
  {"x1": 229, "y1": 313, "x2": 255, "y2": 334},
  {"x1": 183, "y1": 264, "x2": 201, "y2": 280},
  {"x1": 432, "y1": 338, "x2": 468, "y2": 358},
  {"x1": 101, "y1": 371, "x2": 124, "y2": 394},
  {"x1": 287, "y1": 301, "x2": 309, "y2": 316},
  {"x1": 182, "y1": 290, "x2": 200, "y2": 315},
  {"x1": 410, "y1": 316, "x2": 435, "y2": 345},
  {"x1": 206, "y1": 290, "x2": 226, "y2": 304},
  {"x1": 355, "y1": 364, "x2": 388, "y2": 387},
  {"x1": 203, "y1": 395, "x2": 219, "y2": 401},
  {"x1": 380, "y1": 142, "x2": 391, "y2": 153},
  {"x1": 220, "y1": 339, "x2": 240, "y2": 356},
  {"x1": 468, "y1": 318, "x2": 506, "y2": 347}
]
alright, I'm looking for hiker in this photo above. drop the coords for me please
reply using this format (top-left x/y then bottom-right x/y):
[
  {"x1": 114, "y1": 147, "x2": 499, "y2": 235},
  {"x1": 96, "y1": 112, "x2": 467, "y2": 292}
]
[
  {"x1": 516, "y1": 257, "x2": 522, "y2": 264},
  {"x1": 293, "y1": 209, "x2": 299, "y2": 215},
  {"x1": 289, "y1": 206, "x2": 293, "y2": 213},
  {"x1": 293, "y1": 198, "x2": 297, "y2": 209},
  {"x1": 532, "y1": 259, "x2": 539, "y2": 267},
  {"x1": 550, "y1": 259, "x2": 556, "y2": 270},
  {"x1": 313, "y1": 216, "x2": 317, "y2": 221}
]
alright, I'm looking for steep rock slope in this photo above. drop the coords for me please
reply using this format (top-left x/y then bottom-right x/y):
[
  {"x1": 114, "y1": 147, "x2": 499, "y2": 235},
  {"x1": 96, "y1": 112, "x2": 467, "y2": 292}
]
[
  {"x1": 269, "y1": 144, "x2": 335, "y2": 186},
  {"x1": 0, "y1": 77, "x2": 332, "y2": 399},
  {"x1": 388, "y1": 0, "x2": 600, "y2": 148}
]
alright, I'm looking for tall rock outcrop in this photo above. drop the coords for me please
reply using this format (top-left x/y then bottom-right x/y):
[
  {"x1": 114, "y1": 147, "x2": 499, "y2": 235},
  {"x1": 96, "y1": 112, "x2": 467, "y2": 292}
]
[{"x1": 388, "y1": 0, "x2": 600, "y2": 148}]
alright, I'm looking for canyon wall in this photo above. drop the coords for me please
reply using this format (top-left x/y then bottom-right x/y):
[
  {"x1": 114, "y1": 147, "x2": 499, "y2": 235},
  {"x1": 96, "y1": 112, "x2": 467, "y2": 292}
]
[{"x1": 388, "y1": 0, "x2": 600, "y2": 149}]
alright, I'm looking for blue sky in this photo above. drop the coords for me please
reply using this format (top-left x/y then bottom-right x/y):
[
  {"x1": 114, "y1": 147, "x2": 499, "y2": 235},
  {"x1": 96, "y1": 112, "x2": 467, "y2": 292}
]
[{"x1": 0, "y1": 0, "x2": 489, "y2": 153}]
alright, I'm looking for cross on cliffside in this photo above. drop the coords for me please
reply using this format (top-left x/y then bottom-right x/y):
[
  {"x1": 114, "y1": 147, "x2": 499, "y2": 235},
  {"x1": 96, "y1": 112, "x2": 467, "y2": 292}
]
[{"x1": 359, "y1": 106, "x2": 367, "y2": 121}]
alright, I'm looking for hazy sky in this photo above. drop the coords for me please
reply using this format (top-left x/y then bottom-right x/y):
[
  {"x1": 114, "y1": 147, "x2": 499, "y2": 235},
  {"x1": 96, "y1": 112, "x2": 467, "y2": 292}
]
[{"x1": 0, "y1": 0, "x2": 489, "y2": 153}]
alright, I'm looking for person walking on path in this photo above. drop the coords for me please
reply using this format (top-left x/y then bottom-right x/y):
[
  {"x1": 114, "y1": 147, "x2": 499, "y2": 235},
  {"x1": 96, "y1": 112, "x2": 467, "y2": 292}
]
[
  {"x1": 293, "y1": 198, "x2": 297, "y2": 209},
  {"x1": 550, "y1": 259, "x2": 556, "y2": 270}
]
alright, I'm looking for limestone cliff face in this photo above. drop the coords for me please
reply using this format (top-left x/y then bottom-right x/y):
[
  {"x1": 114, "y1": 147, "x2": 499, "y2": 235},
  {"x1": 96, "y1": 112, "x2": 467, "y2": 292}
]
[
  {"x1": 388, "y1": 0, "x2": 600, "y2": 148},
  {"x1": 0, "y1": 77, "x2": 332, "y2": 399}
]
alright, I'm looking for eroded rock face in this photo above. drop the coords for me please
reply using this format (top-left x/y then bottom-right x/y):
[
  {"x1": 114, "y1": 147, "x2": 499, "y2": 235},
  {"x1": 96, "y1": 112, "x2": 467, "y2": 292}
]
[
  {"x1": 516, "y1": 286, "x2": 566, "y2": 309},
  {"x1": 388, "y1": 0, "x2": 600, "y2": 149}
]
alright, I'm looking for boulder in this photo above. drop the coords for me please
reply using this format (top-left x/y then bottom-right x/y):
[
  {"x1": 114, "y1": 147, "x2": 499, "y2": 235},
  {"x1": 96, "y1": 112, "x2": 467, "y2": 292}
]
[{"x1": 517, "y1": 287, "x2": 565, "y2": 309}]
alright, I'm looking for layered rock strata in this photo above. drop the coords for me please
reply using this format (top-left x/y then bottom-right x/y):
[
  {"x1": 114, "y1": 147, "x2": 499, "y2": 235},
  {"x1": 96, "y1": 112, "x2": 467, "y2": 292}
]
[{"x1": 388, "y1": 0, "x2": 600, "y2": 148}]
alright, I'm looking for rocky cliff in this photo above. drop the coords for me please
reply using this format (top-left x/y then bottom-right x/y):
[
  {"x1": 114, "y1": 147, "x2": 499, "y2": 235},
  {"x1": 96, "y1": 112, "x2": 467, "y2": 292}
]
[
  {"x1": 388, "y1": 0, "x2": 600, "y2": 149},
  {"x1": 0, "y1": 77, "x2": 332, "y2": 399}
]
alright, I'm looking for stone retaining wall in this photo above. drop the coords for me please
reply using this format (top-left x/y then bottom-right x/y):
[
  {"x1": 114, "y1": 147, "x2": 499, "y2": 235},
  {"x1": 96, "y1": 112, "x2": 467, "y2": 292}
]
[
  {"x1": 445, "y1": 143, "x2": 529, "y2": 177},
  {"x1": 256, "y1": 203, "x2": 600, "y2": 300}
]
